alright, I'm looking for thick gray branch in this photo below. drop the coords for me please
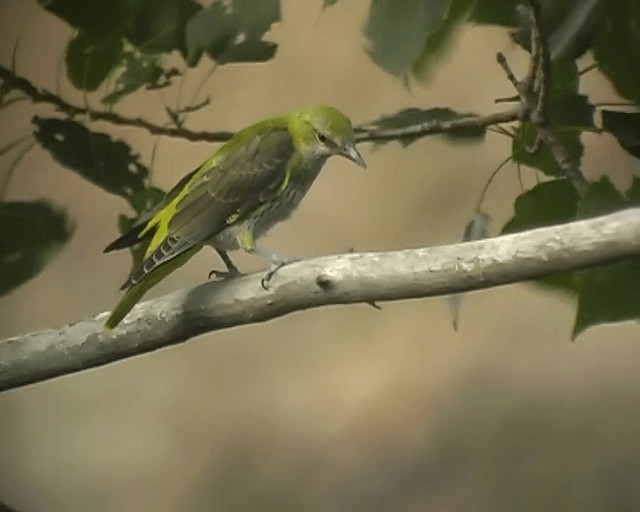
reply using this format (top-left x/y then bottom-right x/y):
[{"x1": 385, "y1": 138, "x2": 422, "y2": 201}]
[{"x1": 2, "y1": 209, "x2": 640, "y2": 392}]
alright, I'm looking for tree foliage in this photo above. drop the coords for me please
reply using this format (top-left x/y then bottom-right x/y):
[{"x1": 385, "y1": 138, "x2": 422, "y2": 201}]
[{"x1": 1, "y1": 0, "x2": 639, "y2": 337}]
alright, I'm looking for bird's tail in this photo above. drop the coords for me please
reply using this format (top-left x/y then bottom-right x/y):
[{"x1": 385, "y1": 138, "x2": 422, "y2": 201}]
[
  {"x1": 104, "y1": 248, "x2": 198, "y2": 330},
  {"x1": 104, "y1": 280, "x2": 152, "y2": 330}
]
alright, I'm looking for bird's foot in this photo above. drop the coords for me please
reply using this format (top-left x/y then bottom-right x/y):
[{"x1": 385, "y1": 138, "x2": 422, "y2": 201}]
[
  {"x1": 208, "y1": 268, "x2": 243, "y2": 281},
  {"x1": 260, "y1": 258, "x2": 298, "y2": 290}
]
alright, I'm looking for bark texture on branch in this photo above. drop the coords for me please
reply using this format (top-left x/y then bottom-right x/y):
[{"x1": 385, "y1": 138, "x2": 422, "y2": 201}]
[{"x1": 1, "y1": 209, "x2": 640, "y2": 392}]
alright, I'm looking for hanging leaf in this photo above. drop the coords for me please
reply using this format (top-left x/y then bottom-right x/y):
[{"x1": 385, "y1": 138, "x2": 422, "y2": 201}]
[
  {"x1": 37, "y1": 0, "x2": 123, "y2": 37},
  {"x1": 122, "y1": 0, "x2": 200, "y2": 54},
  {"x1": 0, "y1": 201, "x2": 74, "y2": 295},
  {"x1": 65, "y1": 31, "x2": 123, "y2": 91},
  {"x1": 448, "y1": 211, "x2": 492, "y2": 330},
  {"x1": 502, "y1": 179, "x2": 580, "y2": 293},
  {"x1": 601, "y1": 110, "x2": 640, "y2": 160},
  {"x1": 103, "y1": 54, "x2": 179, "y2": 105},
  {"x1": 185, "y1": 0, "x2": 281, "y2": 66},
  {"x1": 32, "y1": 117, "x2": 151, "y2": 213},
  {"x1": 573, "y1": 178, "x2": 640, "y2": 338},
  {"x1": 364, "y1": 0, "x2": 454, "y2": 78},
  {"x1": 593, "y1": 1, "x2": 640, "y2": 104}
]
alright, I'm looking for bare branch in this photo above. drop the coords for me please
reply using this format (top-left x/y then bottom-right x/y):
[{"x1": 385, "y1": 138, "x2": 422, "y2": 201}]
[{"x1": 2, "y1": 209, "x2": 640, "y2": 392}]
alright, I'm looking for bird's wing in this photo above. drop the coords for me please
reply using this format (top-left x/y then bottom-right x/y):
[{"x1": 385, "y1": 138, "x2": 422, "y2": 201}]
[
  {"x1": 104, "y1": 167, "x2": 199, "y2": 253},
  {"x1": 124, "y1": 128, "x2": 295, "y2": 288}
]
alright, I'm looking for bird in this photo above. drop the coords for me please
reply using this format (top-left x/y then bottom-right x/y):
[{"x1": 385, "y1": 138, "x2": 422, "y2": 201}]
[{"x1": 103, "y1": 104, "x2": 366, "y2": 329}]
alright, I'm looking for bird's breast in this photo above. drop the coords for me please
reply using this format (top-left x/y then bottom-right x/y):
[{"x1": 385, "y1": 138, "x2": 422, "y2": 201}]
[{"x1": 210, "y1": 159, "x2": 324, "y2": 251}]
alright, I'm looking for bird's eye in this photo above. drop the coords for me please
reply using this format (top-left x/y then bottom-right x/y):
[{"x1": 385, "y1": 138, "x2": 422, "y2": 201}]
[{"x1": 316, "y1": 132, "x2": 329, "y2": 144}]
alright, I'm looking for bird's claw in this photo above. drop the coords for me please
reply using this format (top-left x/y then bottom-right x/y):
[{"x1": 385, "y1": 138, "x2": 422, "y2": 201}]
[
  {"x1": 208, "y1": 268, "x2": 242, "y2": 281},
  {"x1": 260, "y1": 258, "x2": 297, "y2": 290}
]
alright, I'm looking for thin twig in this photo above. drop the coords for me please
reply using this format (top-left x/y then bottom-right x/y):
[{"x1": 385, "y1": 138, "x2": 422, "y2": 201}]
[
  {"x1": 496, "y1": 1, "x2": 589, "y2": 195},
  {"x1": 0, "y1": 64, "x2": 520, "y2": 146},
  {"x1": 0, "y1": 64, "x2": 234, "y2": 143}
]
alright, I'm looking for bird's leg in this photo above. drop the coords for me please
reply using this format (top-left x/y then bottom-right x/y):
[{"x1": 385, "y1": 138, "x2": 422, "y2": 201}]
[
  {"x1": 236, "y1": 229, "x2": 297, "y2": 289},
  {"x1": 208, "y1": 249, "x2": 243, "y2": 280},
  {"x1": 252, "y1": 244, "x2": 298, "y2": 290}
]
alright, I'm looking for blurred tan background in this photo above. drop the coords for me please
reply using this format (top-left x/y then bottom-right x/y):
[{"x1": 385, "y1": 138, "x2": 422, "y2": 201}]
[{"x1": 1, "y1": 1, "x2": 640, "y2": 511}]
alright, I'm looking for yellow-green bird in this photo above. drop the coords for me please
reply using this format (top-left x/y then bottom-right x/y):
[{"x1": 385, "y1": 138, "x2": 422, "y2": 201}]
[{"x1": 103, "y1": 104, "x2": 366, "y2": 329}]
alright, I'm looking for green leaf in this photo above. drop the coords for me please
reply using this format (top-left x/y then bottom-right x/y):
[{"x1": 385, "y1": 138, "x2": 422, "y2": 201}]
[
  {"x1": 502, "y1": 179, "x2": 580, "y2": 293},
  {"x1": 502, "y1": 179, "x2": 580, "y2": 233},
  {"x1": 551, "y1": 93, "x2": 595, "y2": 130},
  {"x1": 512, "y1": 123, "x2": 583, "y2": 177},
  {"x1": 573, "y1": 177, "x2": 640, "y2": 337},
  {"x1": 37, "y1": 0, "x2": 122, "y2": 36},
  {"x1": 364, "y1": 0, "x2": 453, "y2": 77},
  {"x1": 593, "y1": 2, "x2": 640, "y2": 104},
  {"x1": 546, "y1": 0, "x2": 601, "y2": 62},
  {"x1": 185, "y1": 0, "x2": 281, "y2": 66},
  {"x1": 601, "y1": 110, "x2": 640, "y2": 160},
  {"x1": 412, "y1": 0, "x2": 476, "y2": 79},
  {"x1": 510, "y1": 0, "x2": 601, "y2": 61},
  {"x1": 549, "y1": 59, "x2": 580, "y2": 96},
  {"x1": 361, "y1": 107, "x2": 486, "y2": 147},
  {"x1": 470, "y1": 0, "x2": 521, "y2": 27},
  {"x1": 0, "y1": 201, "x2": 74, "y2": 295},
  {"x1": 103, "y1": 54, "x2": 179, "y2": 105},
  {"x1": 65, "y1": 32, "x2": 123, "y2": 91},
  {"x1": 215, "y1": 40, "x2": 277, "y2": 64},
  {"x1": 322, "y1": 0, "x2": 340, "y2": 9},
  {"x1": 32, "y1": 117, "x2": 150, "y2": 213},
  {"x1": 625, "y1": 177, "x2": 640, "y2": 205},
  {"x1": 122, "y1": 0, "x2": 200, "y2": 54}
]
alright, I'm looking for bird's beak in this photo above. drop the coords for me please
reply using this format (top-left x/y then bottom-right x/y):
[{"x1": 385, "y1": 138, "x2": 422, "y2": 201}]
[{"x1": 341, "y1": 143, "x2": 367, "y2": 168}]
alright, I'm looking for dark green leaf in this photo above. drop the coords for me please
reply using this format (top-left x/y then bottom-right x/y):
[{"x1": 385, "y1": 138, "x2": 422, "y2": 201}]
[
  {"x1": 65, "y1": 32, "x2": 123, "y2": 91},
  {"x1": 549, "y1": 59, "x2": 579, "y2": 96},
  {"x1": 364, "y1": 0, "x2": 450, "y2": 77},
  {"x1": 546, "y1": 0, "x2": 601, "y2": 61},
  {"x1": 573, "y1": 177, "x2": 640, "y2": 337},
  {"x1": 601, "y1": 110, "x2": 640, "y2": 160},
  {"x1": 362, "y1": 107, "x2": 486, "y2": 147},
  {"x1": 470, "y1": 0, "x2": 521, "y2": 27},
  {"x1": 0, "y1": 201, "x2": 74, "y2": 295},
  {"x1": 593, "y1": 2, "x2": 640, "y2": 103},
  {"x1": 550, "y1": 93, "x2": 595, "y2": 130},
  {"x1": 32, "y1": 117, "x2": 149, "y2": 213},
  {"x1": 37, "y1": 0, "x2": 122, "y2": 36},
  {"x1": 502, "y1": 179, "x2": 580, "y2": 293},
  {"x1": 625, "y1": 177, "x2": 640, "y2": 206},
  {"x1": 577, "y1": 176, "x2": 624, "y2": 218},
  {"x1": 502, "y1": 179, "x2": 579, "y2": 233},
  {"x1": 185, "y1": 0, "x2": 280, "y2": 66},
  {"x1": 103, "y1": 54, "x2": 179, "y2": 105},
  {"x1": 215, "y1": 40, "x2": 277, "y2": 64},
  {"x1": 122, "y1": 0, "x2": 200, "y2": 54},
  {"x1": 512, "y1": 123, "x2": 583, "y2": 177},
  {"x1": 511, "y1": 0, "x2": 601, "y2": 61}
]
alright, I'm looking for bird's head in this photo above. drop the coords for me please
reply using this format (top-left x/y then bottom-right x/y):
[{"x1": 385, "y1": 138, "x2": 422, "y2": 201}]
[{"x1": 292, "y1": 104, "x2": 366, "y2": 168}]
